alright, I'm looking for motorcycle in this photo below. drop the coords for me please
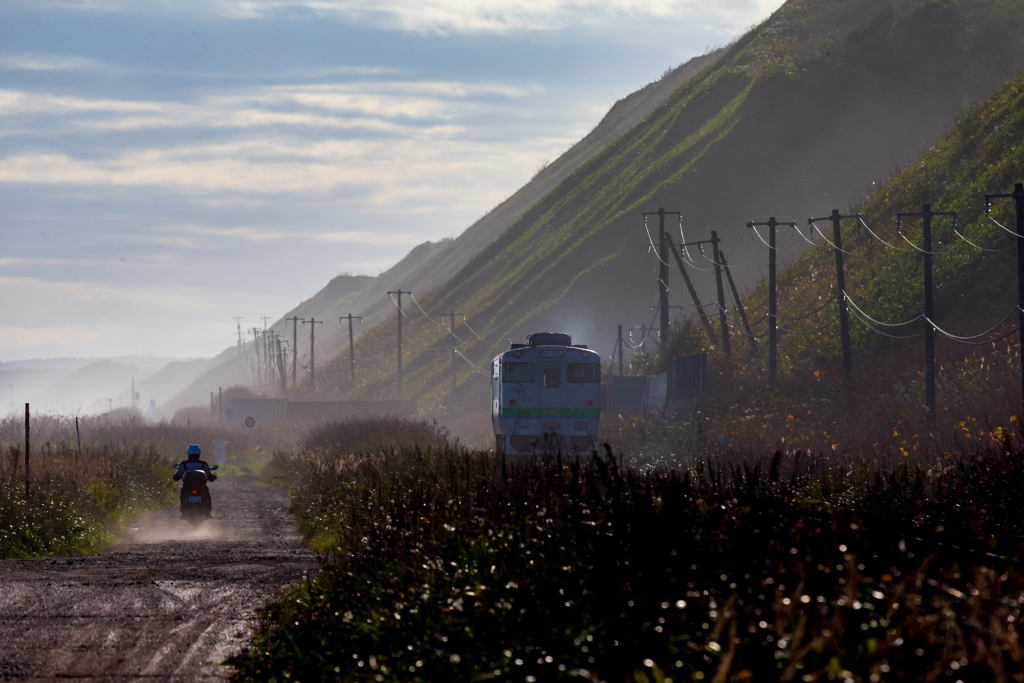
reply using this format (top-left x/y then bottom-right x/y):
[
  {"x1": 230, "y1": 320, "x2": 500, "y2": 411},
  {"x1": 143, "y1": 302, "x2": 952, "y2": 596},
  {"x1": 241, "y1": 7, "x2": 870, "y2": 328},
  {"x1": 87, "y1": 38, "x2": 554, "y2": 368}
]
[{"x1": 172, "y1": 463, "x2": 219, "y2": 526}]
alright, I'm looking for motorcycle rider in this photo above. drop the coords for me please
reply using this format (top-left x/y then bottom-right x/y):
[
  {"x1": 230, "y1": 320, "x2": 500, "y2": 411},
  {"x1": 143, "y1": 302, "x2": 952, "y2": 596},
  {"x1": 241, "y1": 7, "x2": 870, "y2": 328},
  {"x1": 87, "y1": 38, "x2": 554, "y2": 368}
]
[{"x1": 173, "y1": 444, "x2": 216, "y2": 518}]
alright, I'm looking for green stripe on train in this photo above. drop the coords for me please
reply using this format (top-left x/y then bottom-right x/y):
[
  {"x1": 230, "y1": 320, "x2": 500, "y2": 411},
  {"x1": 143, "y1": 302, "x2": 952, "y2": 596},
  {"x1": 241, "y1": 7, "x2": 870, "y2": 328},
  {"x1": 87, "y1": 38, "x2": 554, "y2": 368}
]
[{"x1": 499, "y1": 407, "x2": 599, "y2": 418}]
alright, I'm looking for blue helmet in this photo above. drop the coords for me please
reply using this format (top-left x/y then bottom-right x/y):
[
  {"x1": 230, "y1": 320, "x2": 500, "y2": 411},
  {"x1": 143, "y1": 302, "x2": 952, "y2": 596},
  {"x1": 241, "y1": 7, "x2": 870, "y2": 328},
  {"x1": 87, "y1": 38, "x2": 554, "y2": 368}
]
[{"x1": 186, "y1": 444, "x2": 201, "y2": 459}]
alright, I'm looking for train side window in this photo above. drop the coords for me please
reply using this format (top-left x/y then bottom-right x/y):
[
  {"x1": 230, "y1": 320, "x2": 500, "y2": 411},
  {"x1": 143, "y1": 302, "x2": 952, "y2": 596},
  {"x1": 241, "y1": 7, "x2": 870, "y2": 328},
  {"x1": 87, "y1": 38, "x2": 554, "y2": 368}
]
[
  {"x1": 567, "y1": 363, "x2": 600, "y2": 383},
  {"x1": 503, "y1": 362, "x2": 536, "y2": 383},
  {"x1": 543, "y1": 368, "x2": 561, "y2": 388}
]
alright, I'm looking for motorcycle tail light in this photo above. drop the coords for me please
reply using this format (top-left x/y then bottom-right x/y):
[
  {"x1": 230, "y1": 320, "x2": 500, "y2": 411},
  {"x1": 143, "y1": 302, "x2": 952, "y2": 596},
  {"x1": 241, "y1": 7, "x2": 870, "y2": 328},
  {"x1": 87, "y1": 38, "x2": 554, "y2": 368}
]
[{"x1": 192, "y1": 490, "x2": 197, "y2": 494}]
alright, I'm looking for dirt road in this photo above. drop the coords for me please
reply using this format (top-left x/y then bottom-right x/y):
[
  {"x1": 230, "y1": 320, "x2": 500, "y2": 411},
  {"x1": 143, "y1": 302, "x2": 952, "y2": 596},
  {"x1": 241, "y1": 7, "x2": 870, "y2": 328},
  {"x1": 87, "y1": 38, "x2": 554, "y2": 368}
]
[{"x1": 0, "y1": 476, "x2": 315, "y2": 681}]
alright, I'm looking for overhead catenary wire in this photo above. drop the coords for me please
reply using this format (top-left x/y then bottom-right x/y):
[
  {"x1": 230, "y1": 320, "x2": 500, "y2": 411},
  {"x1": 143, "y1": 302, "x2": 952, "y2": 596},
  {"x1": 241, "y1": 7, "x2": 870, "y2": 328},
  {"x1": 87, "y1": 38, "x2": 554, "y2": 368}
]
[
  {"x1": 454, "y1": 348, "x2": 490, "y2": 376},
  {"x1": 986, "y1": 212, "x2": 1024, "y2": 238},
  {"x1": 845, "y1": 294, "x2": 924, "y2": 327},
  {"x1": 408, "y1": 292, "x2": 437, "y2": 325},
  {"x1": 401, "y1": 333, "x2": 448, "y2": 354},
  {"x1": 659, "y1": 278, "x2": 716, "y2": 311},
  {"x1": 462, "y1": 318, "x2": 485, "y2": 340},
  {"x1": 925, "y1": 307, "x2": 1020, "y2": 341},
  {"x1": 778, "y1": 317, "x2": 837, "y2": 335},
  {"x1": 644, "y1": 216, "x2": 671, "y2": 266},
  {"x1": 953, "y1": 228, "x2": 1014, "y2": 253},
  {"x1": 749, "y1": 224, "x2": 776, "y2": 251},
  {"x1": 774, "y1": 293, "x2": 838, "y2": 322},
  {"x1": 933, "y1": 326, "x2": 1020, "y2": 346},
  {"x1": 848, "y1": 305, "x2": 925, "y2": 339},
  {"x1": 678, "y1": 218, "x2": 695, "y2": 262},
  {"x1": 389, "y1": 293, "x2": 423, "y2": 327},
  {"x1": 792, "y1": 222, "x2": 830, "y2": 249},
  {"x1": 625, "y1": 308, "x2": 660, "y2": 349},
  {"x1": 714, "y1": 301, "x2": 769, "y2": 339},
  {"x1": 898, "y1": 229, "x2": 944, "y2": 255},
  {"x1": 858, "y1": 216, "x2": 916, "y2": 253},
  {"x1": 808, "y1": 221, "x2": 857, "y2": 255}
]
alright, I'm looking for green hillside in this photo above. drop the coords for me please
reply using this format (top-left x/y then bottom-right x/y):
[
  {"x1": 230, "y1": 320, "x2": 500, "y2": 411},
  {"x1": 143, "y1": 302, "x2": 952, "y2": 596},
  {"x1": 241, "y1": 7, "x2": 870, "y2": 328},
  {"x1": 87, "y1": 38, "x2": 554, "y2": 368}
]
[
  {"x1": 695, "y1": 68, "x2": 1024, "y2": 448},
  {"x1": 345, "y1": 49, "x2": 726, "y2": 330},
  {"x1": 313, "y1": 0, "x2": 1024, "y2": 415}
]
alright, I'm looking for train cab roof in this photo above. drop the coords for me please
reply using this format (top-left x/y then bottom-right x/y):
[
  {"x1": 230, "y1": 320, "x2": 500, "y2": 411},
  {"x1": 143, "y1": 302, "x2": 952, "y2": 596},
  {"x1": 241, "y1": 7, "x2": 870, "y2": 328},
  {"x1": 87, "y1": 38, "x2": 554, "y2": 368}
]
[{"x1": 495, "y1": 332, "x2": 597, "y2": 363}]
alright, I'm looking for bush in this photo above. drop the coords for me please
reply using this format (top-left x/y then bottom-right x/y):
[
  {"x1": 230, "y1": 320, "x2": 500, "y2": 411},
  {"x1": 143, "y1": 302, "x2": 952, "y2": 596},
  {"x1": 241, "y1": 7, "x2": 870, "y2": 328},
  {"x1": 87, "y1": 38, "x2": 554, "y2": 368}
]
[{"x1": 227, "y1": 437, "x2": 1024, "y2": 682}]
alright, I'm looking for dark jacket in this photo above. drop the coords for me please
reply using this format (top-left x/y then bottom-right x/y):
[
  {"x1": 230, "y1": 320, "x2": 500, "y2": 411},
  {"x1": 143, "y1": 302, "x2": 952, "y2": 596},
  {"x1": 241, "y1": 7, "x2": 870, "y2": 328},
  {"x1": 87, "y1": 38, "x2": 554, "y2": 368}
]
[{"x1": 174, "y1": 459, "x2": 216, "y2": 483}]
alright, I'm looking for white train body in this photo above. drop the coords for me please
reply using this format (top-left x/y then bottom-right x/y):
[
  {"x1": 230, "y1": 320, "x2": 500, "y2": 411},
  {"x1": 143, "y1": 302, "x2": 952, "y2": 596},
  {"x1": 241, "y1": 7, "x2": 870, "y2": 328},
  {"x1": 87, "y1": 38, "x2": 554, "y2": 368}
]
[{"x1": 491, "y1": 332, "x2": 601, "y2": 456}]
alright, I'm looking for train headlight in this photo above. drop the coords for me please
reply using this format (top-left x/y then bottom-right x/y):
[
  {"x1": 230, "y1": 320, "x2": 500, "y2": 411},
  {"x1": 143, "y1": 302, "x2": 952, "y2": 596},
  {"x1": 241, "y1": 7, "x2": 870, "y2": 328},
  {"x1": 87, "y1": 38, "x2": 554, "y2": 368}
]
[
  {"x1": 513, "y1": 350, "x2": 522, "y2": 358},
  {"x1": 587, "y1": 400, "x2": 593, "y2": 405},
  {"x1": 509, "y1": 399, "x2": 516, "y2": 405}
]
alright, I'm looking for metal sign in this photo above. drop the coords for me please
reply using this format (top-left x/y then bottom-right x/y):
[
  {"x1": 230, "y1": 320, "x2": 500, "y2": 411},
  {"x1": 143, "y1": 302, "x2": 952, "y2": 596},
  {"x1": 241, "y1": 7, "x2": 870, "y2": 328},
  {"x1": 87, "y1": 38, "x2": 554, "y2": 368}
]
[{"x1": 244, "y1": 416, "x2": 255, "y2": 428}]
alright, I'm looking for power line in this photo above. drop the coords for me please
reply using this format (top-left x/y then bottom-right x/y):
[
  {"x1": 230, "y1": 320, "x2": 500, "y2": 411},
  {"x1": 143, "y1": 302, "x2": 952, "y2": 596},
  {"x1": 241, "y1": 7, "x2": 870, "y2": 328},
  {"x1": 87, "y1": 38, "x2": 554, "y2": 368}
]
[
  {"x1": 926, "y1": 307, "x2": 1019, "y2": 341},
  {"x1": 858, "y1": 215, "x2": 915, "y2": 253}
]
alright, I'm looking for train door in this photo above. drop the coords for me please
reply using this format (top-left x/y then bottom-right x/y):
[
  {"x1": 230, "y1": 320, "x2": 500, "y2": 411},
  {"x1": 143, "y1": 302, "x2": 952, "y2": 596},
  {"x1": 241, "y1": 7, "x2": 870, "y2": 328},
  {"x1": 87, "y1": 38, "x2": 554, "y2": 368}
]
[{"x1": 540, "y1": 365, "x2": 563, "y2": 420}]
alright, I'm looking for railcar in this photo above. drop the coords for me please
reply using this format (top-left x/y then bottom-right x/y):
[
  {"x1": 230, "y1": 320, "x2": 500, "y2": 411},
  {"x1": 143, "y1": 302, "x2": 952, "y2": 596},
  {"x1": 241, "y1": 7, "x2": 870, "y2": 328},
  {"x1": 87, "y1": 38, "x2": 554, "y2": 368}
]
[{"x1": 491, "y1": 332, "x2": 601, "y2": 456}]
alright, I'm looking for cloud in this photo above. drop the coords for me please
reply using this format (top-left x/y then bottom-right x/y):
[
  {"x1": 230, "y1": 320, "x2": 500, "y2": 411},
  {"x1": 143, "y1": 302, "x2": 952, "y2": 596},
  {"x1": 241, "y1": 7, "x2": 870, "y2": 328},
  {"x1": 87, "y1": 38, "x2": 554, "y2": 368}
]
[
  {"x1": 0, "y1": 52, "x2": 108, "y2": 72},
  {"x1": 0, "y1": 275, "x2": 215, "y2": 310},
  {"x1": 149, "y1": 224, "x2": 423, "y2": 245},
  {"x1": 0, "y1": 255, "x2": 178, "y2": 268},
  {"x1": 16, "y1": 0, "x2": 782, "y2": 35},
  {"x1": 0, "y1": 322, "x2": 124, "y2": 350}
]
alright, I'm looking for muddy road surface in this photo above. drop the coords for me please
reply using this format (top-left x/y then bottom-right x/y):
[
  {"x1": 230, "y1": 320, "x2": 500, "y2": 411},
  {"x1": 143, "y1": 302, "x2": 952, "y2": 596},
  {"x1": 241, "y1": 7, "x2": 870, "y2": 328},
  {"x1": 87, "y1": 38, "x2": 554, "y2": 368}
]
[{"x1": 0, "y1": 476, "x2": 315, "y2": 681}]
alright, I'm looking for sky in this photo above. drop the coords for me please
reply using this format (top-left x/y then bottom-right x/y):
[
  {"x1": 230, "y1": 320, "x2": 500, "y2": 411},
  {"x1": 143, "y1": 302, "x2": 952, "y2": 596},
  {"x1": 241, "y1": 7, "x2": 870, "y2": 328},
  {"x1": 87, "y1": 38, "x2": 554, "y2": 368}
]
[{"x1": 0, "y1": 0, "x2": 785, "y2": 362}]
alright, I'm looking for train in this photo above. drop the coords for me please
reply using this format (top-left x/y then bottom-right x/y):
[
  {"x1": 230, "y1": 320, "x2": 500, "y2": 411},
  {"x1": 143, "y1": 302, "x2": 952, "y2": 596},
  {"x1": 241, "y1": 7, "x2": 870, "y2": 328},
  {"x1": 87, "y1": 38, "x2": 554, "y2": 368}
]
[{"x1": 491, "y1": 332, "x2": 601, "y2": 456}]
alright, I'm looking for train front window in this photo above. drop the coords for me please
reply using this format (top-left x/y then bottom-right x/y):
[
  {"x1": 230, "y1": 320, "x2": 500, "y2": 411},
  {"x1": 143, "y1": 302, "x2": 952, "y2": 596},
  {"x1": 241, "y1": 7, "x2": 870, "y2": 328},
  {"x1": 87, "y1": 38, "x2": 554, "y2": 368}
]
[
  {"x1": 502, "y1": 362, "x2": 536, "y2": 383},
  {"x1": 543, "y1": 368, "x2": 561, "y2": 388},
  {"x1": 567, "y1": 363, "x2": 600, "y2": 383}
]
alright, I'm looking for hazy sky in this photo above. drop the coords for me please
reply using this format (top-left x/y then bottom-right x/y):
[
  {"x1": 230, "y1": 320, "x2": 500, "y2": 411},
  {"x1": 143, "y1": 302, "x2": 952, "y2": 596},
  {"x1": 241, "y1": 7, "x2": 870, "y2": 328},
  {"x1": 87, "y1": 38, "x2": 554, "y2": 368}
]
[{"x1": 1, "y1": 0, "x2": 785, "y2": 361}]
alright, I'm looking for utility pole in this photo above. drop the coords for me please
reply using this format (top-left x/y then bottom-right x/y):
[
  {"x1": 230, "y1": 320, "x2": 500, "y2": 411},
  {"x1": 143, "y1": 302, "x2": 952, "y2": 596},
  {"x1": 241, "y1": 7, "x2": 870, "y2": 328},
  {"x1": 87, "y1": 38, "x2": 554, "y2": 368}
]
[
  {"x1": 218, "y1": 387, "x2": 222, "y2": 425},
  {"x1": 808, "y1": 209, "x2": 857, "y2": 381},
  {"x1": 441, "y1": 311, "x2": 464, "y2": 395},
  {"x1": 986, "y1": 183, "x2": 1024, "y2": 415},
  {"x1": 261, "y1": 318, "x2": 272, "y2": 385},
  {"x1": 340, "y1": 314, "x2": 362, "y2": 382},
  {"x1": 233, "y1": 317, "x2": 244, "y2": 359},
  {"x1": 747, "y1": 217, "x2": 798, "y2": 384},
  {"x1": 643, "y1": 209, "x2": 682, "y2": 351},
  {"x1": 276, "y1": 334, "x2": 286, "y2": 395},
  {"x1": 286, "y1": 316, "x2": 303, "y2": 388},
  {"x1": 303, "y1": 319, "x2": 323, "y2": 392},
  {"x1": 897, "y1": 204, "x2": 956, "y2": 428},
  {"x1": 617, "y1": 324, "x2": 624, "y2": 376},
  {"x1": 664, "y1": 233, "x2": 717, "y2": 344},
  {"x1": 710, "y1": 231, "x2": 731, "y2": 356},
  {"x1": 24, "y1": 403, "x2": 29, "y2": 502},
  {"x1": 250, "y1": 328, "x2": 262, "y2": 382},
  {"x1": 131, "y1": 377, "x2": 136, "y2": 411},
  {"x1": 720, "y1": 255, "x2": 757, "y2": 352},
  {"x1": 387, "y1": 290, "x2": 411, "y2": 394}
]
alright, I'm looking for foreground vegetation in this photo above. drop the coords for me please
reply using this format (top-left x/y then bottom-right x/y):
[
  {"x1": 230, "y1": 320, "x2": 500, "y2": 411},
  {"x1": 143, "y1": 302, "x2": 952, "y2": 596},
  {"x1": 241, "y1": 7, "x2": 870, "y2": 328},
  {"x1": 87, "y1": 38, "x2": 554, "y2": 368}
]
[
  {"x1": 227, "y1": 417, "x2": 1024, "y2": 682},
  {"x1": 0, "y1": 413, "x2": 289, "y2": 558}
]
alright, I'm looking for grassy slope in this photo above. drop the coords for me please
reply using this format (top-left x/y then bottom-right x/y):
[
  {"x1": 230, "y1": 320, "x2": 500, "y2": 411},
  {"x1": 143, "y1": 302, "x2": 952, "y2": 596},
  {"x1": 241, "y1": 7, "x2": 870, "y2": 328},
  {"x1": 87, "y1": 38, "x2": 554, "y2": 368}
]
[
  {"x1": 688, "y1": 69, "x2": 1024, "y2": 450},
  {"x1": 314, "y1": 0, "x2": 1024, "y2": 413},
  {"x1": 346, "y1": 50, "x2": 727, "y2": 331}
]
